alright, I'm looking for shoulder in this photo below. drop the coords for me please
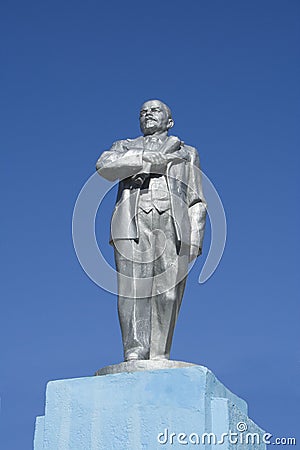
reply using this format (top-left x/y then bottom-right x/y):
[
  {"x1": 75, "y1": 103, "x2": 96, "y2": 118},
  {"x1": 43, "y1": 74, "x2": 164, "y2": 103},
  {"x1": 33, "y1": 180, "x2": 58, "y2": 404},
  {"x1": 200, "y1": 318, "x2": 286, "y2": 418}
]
[
  {"x1": 168, "y1": 135, "x2": 197, "y2": 153},
  {"x1": 110, "y1": 136, "x2": 143, "y2": 150},
  {"x1": 121, "y1": 136, "x2": 144, "y2": 146},
  {"x1": 181, "y1": 142, "x2": 197, "y2": 153},
  {"x1": 126, "y1": 135, "x2": 144, "y2": 143},
  {"x1": 180, "y1": 142, "x2": 200, "y2": 163}
]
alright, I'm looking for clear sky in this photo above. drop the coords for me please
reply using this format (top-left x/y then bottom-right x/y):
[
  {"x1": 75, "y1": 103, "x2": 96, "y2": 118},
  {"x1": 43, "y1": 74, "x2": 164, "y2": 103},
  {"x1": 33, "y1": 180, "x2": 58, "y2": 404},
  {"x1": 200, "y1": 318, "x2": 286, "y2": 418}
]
[{"x1": 1, "y1": 1, "x2": 299, "y2": 448}]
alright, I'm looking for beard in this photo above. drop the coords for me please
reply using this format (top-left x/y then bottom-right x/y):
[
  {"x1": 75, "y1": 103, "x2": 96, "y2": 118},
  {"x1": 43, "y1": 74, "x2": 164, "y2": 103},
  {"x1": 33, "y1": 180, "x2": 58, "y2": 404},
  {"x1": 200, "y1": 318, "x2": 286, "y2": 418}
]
[{"x1": 140, "y1": 118, "x2": 162, "y2": 135}]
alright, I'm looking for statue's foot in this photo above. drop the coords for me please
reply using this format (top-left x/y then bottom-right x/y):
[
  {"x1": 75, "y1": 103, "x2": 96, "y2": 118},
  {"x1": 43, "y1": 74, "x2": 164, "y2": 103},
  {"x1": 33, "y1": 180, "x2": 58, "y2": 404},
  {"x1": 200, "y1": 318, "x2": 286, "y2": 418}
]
[
  {"x1": 150, "y1": 355, "x2": 169, "y2": 361},
  {"x1": 125, "y1": 353, "x2": 140, "y2": 361},
  {"x1": 125, "y1": 347, "x2": 149, "y2": 361}
]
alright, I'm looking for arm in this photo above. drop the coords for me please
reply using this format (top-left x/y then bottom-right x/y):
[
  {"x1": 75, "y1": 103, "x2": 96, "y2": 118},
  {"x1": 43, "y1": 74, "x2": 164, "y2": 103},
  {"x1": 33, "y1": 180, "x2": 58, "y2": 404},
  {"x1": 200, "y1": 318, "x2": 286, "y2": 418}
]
[
  {"x1": 186, "y1": 147, "x2": 207, "y2": 260},
  {"x1": 143, "y1": 136, "x2": 189, "y2": 173},
  {"x1": 96, "y1": 140, "x2": 144, "y2": 181}
]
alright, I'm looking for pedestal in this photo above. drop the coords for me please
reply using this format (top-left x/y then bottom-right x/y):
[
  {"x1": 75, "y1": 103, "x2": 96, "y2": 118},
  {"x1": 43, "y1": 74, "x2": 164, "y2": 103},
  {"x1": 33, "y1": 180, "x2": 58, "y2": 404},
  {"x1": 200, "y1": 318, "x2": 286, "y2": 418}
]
[{"x1": 34, "y1": 365, "x2": 266, "y2": 449}]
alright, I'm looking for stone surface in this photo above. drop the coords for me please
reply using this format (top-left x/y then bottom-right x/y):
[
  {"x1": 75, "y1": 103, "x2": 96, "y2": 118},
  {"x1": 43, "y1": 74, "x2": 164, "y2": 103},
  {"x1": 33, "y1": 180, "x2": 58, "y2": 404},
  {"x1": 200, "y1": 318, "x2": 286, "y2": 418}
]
[
  {"x1": 95, "y1": 359, "x2": 195, "y2": 375},
  {"x1": 34, "y1": 366, "x2": 266, "y2": 449},
  {"x1": 33, "y1": 416, "x2": 44, "y2": 450}
]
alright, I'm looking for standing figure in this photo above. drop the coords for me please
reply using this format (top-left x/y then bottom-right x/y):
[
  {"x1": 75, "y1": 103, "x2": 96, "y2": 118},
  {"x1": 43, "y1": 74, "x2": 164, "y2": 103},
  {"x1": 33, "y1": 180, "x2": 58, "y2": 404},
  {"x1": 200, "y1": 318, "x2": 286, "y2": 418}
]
[{"x1": 96, "y1": 100, "x2": 206, "y2": 361}]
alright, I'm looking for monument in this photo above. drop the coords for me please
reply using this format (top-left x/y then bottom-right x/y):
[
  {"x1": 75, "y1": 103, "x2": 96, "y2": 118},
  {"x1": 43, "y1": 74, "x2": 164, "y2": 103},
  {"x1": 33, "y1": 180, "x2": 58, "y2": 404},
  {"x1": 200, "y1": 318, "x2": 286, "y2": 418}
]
[
  {"x1": 96, "y1": 99, "x2": 206, "y2": 364},
  {"x1": 34, "y1": 100, "x2": 266, "y2": 449}
]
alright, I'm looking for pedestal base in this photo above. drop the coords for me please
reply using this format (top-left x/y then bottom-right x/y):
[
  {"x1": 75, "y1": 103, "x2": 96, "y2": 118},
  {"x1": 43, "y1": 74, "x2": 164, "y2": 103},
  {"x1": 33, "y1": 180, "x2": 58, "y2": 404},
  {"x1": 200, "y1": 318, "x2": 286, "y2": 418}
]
[
  {"x1": 34, "y1": 365, "x2": 266, "y2": 449},
  {"x1": 95, "y1": 359, "x2": 195, "y2": 375}
]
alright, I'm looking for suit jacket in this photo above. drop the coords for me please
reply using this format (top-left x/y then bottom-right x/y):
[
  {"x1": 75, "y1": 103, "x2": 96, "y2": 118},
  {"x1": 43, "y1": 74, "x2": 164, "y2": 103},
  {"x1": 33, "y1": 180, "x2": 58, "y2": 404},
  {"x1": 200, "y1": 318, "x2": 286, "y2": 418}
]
[{"x1": 96, "y1": 135, "x2": 206, "y2": 253}]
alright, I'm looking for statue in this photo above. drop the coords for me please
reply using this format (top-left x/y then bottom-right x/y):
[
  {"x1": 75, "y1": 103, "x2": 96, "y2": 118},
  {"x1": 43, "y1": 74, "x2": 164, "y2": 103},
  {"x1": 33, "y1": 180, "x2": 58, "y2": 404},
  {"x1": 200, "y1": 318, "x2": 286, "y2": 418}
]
[{"x1": 96, "y1": 100, "x2": 206, "y2": 362}]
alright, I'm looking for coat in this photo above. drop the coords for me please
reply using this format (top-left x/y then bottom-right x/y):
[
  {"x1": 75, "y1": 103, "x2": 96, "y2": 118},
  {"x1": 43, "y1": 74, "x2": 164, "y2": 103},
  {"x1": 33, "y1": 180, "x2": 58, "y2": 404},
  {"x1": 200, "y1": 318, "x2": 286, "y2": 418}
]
[{"x1": 96, "y1": 135, "x2": 206, "y2": 253}]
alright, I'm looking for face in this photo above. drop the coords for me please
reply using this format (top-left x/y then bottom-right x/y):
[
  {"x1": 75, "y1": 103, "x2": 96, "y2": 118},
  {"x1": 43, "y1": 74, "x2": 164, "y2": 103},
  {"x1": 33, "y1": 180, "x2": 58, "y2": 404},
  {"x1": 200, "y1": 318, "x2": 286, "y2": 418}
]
[{"x1": 139, "y1": 100, "x2": 173, "y2": 136}]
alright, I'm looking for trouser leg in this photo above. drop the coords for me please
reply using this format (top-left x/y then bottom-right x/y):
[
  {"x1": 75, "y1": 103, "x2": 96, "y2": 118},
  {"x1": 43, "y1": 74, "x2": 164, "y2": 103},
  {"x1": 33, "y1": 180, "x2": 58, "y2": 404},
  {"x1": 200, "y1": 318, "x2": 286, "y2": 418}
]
[
  {"x1": 114, "y1": 210, "x2": 154, "y2": 360},
  {"x1": 149, "y1": 209, "x2": 189, "y2": 359},
  {"x1": 117, "y1": 296, "x2": 151, "y2": 360},
  {"x1": 150, "y1": 278, "x2": 187, "y2": 359}
]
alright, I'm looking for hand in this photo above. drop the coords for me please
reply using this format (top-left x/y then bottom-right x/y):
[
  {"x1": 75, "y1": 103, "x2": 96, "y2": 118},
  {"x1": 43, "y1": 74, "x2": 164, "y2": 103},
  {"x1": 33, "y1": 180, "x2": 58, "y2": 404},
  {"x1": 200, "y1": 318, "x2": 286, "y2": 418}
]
[
  {"x1": 143, "y1": 152, "x2": 166, "y2": 165},
  {"x1": 131, "y1": 173, "x2": 147, "y2": 187},
  {"x1": 189, "y1": 245, "x2": 200, "y2": 263}
]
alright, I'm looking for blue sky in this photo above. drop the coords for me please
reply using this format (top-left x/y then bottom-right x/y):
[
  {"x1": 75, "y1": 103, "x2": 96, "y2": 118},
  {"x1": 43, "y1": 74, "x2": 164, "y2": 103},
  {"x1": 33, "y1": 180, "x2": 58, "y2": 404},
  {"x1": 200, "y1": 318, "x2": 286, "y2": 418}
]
[{"x1": 1, "y1": 1, "x2": 299, "y2": 448}]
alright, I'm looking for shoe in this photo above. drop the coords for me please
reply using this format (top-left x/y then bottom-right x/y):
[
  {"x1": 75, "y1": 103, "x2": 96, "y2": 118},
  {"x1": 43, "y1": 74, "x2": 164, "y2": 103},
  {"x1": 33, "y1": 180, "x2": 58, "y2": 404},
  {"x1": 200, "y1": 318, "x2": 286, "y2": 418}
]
[
  {"x1": 125, "y1": 347, "x2": 149, "y2": 361},
  {"x1": 125, "y1": 352, "x2": 140, "y2": 361},
  {"x1": 150, "y1": 354, "x2": 169, "y2": 361}
]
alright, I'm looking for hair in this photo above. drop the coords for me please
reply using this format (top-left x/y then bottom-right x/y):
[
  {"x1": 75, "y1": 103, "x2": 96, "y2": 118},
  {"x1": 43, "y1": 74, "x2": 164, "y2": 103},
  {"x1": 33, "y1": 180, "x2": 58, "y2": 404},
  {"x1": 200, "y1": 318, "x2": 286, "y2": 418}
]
[{"x1": 141, "y1": 99, "x2": 173, "y2": 120}]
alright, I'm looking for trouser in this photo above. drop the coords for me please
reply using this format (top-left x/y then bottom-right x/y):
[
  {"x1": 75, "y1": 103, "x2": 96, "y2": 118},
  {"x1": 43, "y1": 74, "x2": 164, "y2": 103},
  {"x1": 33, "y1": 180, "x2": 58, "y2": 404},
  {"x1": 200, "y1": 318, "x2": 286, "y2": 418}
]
[{"x1": 114, "y1": 207, "x2": 189, "y2": 361}]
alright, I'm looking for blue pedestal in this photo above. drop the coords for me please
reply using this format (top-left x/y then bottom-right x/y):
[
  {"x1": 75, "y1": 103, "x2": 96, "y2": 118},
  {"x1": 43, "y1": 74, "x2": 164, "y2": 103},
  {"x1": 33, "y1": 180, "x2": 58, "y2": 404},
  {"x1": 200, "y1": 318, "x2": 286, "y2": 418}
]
[{"x1": 34, "y1": 366, "x2": 266, "y2": 449}]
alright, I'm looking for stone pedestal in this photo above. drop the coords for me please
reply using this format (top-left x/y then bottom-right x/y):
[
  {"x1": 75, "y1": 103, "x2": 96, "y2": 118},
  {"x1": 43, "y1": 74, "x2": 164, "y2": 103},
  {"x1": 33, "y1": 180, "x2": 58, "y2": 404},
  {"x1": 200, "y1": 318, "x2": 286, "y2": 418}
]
[{"x1": 34, "y1": 365, "x2": 266, "y2": 449}]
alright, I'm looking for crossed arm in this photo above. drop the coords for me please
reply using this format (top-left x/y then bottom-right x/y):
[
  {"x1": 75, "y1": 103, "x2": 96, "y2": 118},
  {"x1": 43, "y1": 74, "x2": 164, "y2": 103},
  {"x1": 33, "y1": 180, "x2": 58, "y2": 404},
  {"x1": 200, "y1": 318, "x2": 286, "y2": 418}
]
[
  {"x1": 96, "y1": 140, "x2": 144, "y2": 181},
  {"x1": 141, "y1": 136, "x2": 188, "y2": 175},
  {"x1": 96, "y1": 137, "x2": 188, "y2": 181}
]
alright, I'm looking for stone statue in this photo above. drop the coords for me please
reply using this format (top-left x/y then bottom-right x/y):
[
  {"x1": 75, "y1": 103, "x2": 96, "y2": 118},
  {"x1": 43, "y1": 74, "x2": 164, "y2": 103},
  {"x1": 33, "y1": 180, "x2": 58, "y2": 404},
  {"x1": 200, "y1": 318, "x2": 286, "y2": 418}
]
[{"x1": 96, "y1": 100, "x2": 206, "y2": 362}]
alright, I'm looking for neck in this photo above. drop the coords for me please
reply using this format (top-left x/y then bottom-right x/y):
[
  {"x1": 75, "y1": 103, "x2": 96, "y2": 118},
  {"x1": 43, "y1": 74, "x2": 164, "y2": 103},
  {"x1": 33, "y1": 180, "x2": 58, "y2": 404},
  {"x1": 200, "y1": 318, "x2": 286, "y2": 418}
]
[{"x1": 144, "y1": 130, "x2": 168, "y2": 140}]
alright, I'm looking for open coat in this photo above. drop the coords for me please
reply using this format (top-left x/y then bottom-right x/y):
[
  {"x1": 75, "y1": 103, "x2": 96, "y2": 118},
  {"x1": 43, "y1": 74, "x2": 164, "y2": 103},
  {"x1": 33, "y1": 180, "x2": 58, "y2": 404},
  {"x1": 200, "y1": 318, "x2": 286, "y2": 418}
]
[{"x1": 96, "y1": 135, "x2": 206, "y2": 254}]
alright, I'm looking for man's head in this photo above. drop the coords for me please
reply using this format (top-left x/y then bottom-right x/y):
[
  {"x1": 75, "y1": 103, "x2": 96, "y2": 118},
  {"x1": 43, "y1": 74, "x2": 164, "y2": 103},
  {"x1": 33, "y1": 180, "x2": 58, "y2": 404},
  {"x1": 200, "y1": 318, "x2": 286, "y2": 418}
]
[{"x1": 139, "y1": 100, "x2": 174, "y2": 136}]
